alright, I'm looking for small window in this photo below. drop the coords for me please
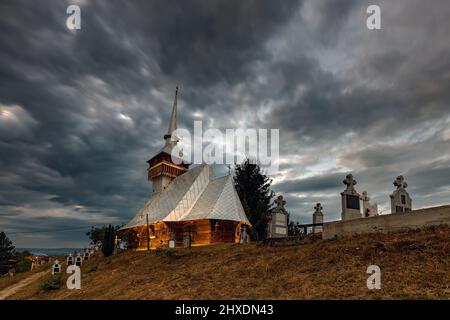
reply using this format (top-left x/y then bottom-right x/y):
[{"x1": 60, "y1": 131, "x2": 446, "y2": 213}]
[{"x1": 401, "y1": 195, "x2": 406, "y2": 204}]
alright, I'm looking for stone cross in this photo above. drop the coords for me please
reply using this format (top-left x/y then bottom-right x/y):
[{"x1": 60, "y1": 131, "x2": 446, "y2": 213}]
[
  {"x1": 343, "y1": 174, "x2": 357, "y2": 190},
  {"x1": 393, "y1": 175, "x2": 408, "y2": 189},
  {"x1": 274, "y1": 195, "x2": 286, "y2": 210},
  {"x1": 341, "y1": 173, "x2": 361, "y2": 220},
  {"x1": 267, "y1": 195, "x2": 288, "y2": 238},
  {"x1": 314, "y1": 203, "x2": 323, "y2": 214},
  {"x1": 390, "y1": 175, "x2": 412, "y2": 213},
  {"x1": 360, "y1": 191, "x2": 370, "y2": 202}
]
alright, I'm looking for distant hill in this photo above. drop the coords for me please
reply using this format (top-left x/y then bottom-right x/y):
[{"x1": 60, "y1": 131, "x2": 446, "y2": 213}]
[
  {"x1": 8, "y1": 226, "x2": 450, "y2": 299},
  {"x1": 16, "y1": 248, "x2": 82, "y2": 256}
]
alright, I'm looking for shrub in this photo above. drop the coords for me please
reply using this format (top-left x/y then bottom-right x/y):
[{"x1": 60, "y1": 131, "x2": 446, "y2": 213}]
[
  {"x1": 15, "y1": 258, "x2": 32, "y2": 273},
  {"x1": 40, "y1": 274, "x2": 62, "y2": 291}
]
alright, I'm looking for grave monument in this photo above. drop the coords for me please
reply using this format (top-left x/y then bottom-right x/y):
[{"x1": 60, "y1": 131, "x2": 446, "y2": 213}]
[
  {"x1": 312, "y1": 203, "x2": 324, "y2": 233},
  {"x1": 390, "y1": 175, "x2": 412, "y2": 213},
  {"x1": 267, "y1": 195, "x2": 288, "y2": 238},
  {"x1": 361, "y1": 191, "x2": 379, "y2": 217},
  {"x1": 341, "y1": 174, "x2": 362, "y2": 220}
]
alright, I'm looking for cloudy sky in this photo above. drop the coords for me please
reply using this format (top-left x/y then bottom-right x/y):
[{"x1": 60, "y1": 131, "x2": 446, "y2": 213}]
[{"x1": 1, "y1": 0, "x2": 450, "y2": 248}]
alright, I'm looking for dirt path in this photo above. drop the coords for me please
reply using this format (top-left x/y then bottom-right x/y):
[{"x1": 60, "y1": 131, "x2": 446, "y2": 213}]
[{"x1": 0, "y1": 270, "x2": 49, "y2": 300}]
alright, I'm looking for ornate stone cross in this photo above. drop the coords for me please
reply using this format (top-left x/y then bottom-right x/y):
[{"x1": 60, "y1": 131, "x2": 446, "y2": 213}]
[
  {"x1": 393, "y1": 175, "x2": 408, "y2": 189},
  {"x1": 314, "y1": 203, "x2": 323, "y2": 213},
  {"x1": 271, "y1": 195, "x2": 288, "y2": 215},
  {"x1": 274, "y1": 195, "x2": 286, "y2": 210},
  {"x1": 343, "y1": 174, "x2": 357, "y2": 190}
]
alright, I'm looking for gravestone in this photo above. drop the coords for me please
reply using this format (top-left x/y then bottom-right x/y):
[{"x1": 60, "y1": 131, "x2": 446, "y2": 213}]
[
  {"x1": 341, "y1": 174, "x2": 362, "y2": 220},
  {"x1": 312, "y1": 203, "x2": 324, "y2": 233},
  {"x1": 390, "y1": 175, "x2": 412, "y2": 213},
  {"x1": 169, "y1": 231, "x2": 175, "y2": 249},
  {"x1": 361, "y1": 191, "x2": 379, "y2": 217},
  {"x1": 240, "y1": 225, "x2": 250, "y2": 244},
  {"x1": 182, "y1": 234, "x2": 191, "y2": 248},
  {"x1": 52, "y1": 260, "x2": 61, "y2": 275},
  {"x1": 75, "y1": 253, "x2": 83, "y2": 267},
  {"x1": 66, "y1": 254, "x2": 74, "y2": 266},
  {"x1": 83, "y1": 249, "x2": 90, "y2": 261},
  {"x1": 267, "y1": 195, "x2": 288, "y2": 238}
]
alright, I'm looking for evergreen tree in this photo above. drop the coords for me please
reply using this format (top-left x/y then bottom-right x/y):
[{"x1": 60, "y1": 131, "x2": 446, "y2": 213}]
[
  {"x1": 87, "y1": 225, "x2": 122, "y2": 245},
  {"x1": 234, "y1": 159, "x2": 274, "y2": 240},
  {"x1": 0, "y1": 231, "x2": 16, "y2": 275},
  {"x1": 101, "y1": 225, "x2": 115, "y2": 257}
]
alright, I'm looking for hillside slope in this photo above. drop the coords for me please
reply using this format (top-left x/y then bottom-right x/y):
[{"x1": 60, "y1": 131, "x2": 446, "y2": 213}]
[{"x1": 8, "y1": 226, "x2": 450, "y2": 300}]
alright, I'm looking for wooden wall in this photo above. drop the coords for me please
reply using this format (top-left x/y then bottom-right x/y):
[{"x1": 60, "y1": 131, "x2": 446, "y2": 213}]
[{"x1": 130, "y1": 219, "x2": 242, "y2": 250}]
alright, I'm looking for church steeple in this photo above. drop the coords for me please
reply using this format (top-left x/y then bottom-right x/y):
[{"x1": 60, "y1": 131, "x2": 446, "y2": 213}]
[
  {"x1": 163, "y1": 86, "x2": 178, "y2": 146},
  {"x1": 146, "y1": 86, "x2": 189, "y2": 193}
]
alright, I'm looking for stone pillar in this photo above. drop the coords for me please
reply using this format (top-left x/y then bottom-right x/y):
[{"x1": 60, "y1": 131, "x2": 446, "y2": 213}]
[
  {"x1": 390, "y1": 175, "x2": 412, "y2": 213},
  {"x1": 341, "y1": 174, "x2": 362, "y2": 220},
  {"x1": 312, "y1": 203, "x2": 324, "y2": 233}
]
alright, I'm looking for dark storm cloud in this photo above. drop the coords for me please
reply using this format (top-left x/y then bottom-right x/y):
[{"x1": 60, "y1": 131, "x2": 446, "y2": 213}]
[
  {"x1": 1, "y1": 0, "x2": 450, "y2": 246},
  {"x1": 0, "y1": 0, "x2": 303, "y2": 246},
  {"x1": 133, "y1": 0, "x2": 301, "y2": 85},
  {"x1": 274, "y1": 172, "x2": 344, "y2": 194}
]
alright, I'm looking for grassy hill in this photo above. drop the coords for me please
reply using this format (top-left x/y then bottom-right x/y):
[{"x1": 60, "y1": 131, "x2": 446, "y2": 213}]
[{"x1": 7, "y1": 226, "x2": 450, "y2": 300}]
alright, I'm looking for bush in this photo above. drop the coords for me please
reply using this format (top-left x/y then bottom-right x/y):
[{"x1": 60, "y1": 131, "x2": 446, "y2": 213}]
[
  {"x1": 40, "y1": 274, "x2": 62, "y2": 291},
  {"x1": 15, "y1": 258, "x2": 32, "y2": 273}
]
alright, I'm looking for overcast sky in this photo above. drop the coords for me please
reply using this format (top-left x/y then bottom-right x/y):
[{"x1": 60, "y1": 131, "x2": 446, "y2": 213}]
[{"x1": 1, "y1": 0, "x2": 450, "y2": 248}]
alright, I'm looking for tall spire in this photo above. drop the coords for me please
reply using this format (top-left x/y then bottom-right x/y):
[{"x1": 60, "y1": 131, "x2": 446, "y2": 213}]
[{"x1": 164, "y1": 86, "x2": 178, "y2": 144}]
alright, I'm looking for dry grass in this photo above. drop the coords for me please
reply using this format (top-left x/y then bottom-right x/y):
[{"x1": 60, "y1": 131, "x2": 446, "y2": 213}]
[
  {"x1": 0, "y1": 263, "x2": 49, "y2": 291},
  {"x1": 7, "y1": 226, "x2": 450, "y2": 300}
]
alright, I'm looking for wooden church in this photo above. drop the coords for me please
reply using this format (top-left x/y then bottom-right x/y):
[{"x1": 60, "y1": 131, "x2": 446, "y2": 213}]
[{"x1": 121, "y1": 87, "x2": 250, "y2": 249}]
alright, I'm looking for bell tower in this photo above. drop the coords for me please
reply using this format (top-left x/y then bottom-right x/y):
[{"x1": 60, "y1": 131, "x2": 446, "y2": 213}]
[{"x1": 147, "y1": 86, "x2": 189, "y2": 193}]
